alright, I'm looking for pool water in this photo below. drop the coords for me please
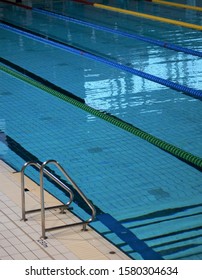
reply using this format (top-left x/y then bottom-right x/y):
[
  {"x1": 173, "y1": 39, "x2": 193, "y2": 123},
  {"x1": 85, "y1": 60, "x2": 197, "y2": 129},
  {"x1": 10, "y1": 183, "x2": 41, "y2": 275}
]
[{"x1": 0, "y1": 0, "x2": 202, "y2": 260}]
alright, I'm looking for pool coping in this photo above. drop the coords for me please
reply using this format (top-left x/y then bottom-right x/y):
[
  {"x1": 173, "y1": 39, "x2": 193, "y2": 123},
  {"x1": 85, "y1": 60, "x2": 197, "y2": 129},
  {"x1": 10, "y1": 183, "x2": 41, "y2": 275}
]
[{"x1": 0, "y1": 159, "x2": 130, "y2": 260}]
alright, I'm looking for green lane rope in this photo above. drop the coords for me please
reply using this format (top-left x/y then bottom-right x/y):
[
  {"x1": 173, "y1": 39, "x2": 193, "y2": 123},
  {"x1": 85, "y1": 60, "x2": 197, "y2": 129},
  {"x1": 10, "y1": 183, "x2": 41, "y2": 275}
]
[{"x1": 1, "y1": 64, "x2": 202, "y2": 170}]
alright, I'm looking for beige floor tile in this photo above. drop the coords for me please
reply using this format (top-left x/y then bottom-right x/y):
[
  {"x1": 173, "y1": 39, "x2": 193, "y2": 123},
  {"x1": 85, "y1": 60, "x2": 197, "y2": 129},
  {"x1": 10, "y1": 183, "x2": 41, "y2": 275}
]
[
  {"x1": 62, "y1": 252, "x2": 79, "y2": 260},
  {"x1": 0, "y1": 239, "x2": 11, "y2": 247},
  {"x1": 51, "y1": 254, "x2": 67, "y2": 260},
  {"x1": 14, "y1": 243, "x2": 30, "y2": 254},
  {"x1": 0, "y1": 247, "x2": 9, "y2": 258},
  {"x1": 32, "y1": 249, "x2": 52, "y2": 259},
  {"x1": 4, "y1": 245, "x2": 19, "y2": 256},
  {"x1": 4, "y1": 221, "x2": 18, "y2": 230},
  {"x1": 25, "y1": 241, "x2": 41, "y2": 251},
  {"x1": 6, "y1": 237, "x2": 22, "y2": 246},
  {"x1": 11, "y1": 253, "x2": 26, "y2": 260},
  {"x1": 43, "y1": 246, "x2": 60, "y2": 256},
  {"x1": 1, "y1": 255, "x2": 13, "y2": 260},
  {"x1": 0, "y1": 161, "x2": 129, "y2": 260},
  {"x1": 1, "y1": 230, "x2": 15, "y2": 239},
  {"x1": 22, "y1": 251, "x2": 40, "y2": 260}
]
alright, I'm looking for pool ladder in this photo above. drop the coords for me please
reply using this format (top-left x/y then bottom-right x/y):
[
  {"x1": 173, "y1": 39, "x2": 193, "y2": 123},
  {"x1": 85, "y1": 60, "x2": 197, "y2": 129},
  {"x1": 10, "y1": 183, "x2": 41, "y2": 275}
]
[{"x1": 21, "y1": 159, "x2": 96, "y2": 239}]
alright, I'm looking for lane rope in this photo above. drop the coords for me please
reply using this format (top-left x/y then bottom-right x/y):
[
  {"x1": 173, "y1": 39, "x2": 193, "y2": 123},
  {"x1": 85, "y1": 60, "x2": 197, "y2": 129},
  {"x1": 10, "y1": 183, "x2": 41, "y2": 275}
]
[
  {"x1": 1, "y1": 63, "x2": 202, "y2": 171},
  {"x1": 146, "y1": 0, "x2": 202, "y2": 12},
  {"x1": 1, "y1": 21, "x2": 202, "y2": 101},
  {"x1": 0, "y1": 0, "x2": 31, "y2": 9},
  {"x1": 1, "y1": 0, "x2": 202, "y2": 30},
  {"x1": 34, "y1": 8, "x2": 202, "y2": 58},
  {"x1": 93, "y1": 3, "x2": 202, "y2": 31},
  {"x1": 70, "y1": 0, "x2": 202, "y2": 31},
  {"x1": 2, "y1": 0, "x2": 202, "y2": 58}
]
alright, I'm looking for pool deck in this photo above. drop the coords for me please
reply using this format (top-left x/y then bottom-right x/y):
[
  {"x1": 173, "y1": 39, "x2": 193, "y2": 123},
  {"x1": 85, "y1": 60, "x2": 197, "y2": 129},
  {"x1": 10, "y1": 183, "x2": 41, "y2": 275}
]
[{"x1": 0, "y1": 160, "x2": 130, "y2": 260}]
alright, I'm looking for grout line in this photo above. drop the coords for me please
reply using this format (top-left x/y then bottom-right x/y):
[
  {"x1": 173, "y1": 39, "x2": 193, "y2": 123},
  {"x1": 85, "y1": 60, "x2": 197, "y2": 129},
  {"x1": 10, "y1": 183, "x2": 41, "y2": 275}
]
[{"x1": 1, "y1": 197, "x2": 55, "y2": 260}]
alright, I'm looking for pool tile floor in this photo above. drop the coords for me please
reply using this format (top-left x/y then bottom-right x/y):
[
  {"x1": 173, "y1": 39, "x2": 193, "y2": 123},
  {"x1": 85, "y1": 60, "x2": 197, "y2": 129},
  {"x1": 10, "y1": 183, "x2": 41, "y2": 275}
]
[{"x1": 0, "y1": 160, "x2": 129, "y2": 260}]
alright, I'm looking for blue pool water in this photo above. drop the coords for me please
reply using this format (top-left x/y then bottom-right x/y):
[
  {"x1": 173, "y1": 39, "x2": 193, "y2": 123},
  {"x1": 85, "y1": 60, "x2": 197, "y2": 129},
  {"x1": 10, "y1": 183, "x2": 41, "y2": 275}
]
[{"x1": 0, "y1": 0, "x2": 202, "y2": 260}]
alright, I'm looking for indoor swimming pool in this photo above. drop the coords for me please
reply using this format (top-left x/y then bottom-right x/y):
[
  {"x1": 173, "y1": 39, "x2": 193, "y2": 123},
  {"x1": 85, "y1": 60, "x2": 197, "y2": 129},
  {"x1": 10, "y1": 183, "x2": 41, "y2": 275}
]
[{"x1": 0, "y1": 0, "x2": 202, "y2": 260}]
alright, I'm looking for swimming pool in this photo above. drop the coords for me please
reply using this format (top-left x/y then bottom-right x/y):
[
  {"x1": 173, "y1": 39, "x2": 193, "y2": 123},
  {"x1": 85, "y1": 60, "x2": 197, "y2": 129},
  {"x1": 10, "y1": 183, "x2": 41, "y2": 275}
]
[{"x1": 0, "y1": 0, "x2": 202, "y2": 260}]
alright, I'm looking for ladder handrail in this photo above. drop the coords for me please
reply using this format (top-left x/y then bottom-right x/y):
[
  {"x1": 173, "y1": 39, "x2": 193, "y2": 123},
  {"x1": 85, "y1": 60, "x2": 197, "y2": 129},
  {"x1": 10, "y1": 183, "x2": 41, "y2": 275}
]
[
  {"x1": 41, "y1": 159, "x2": 96, "y2": 225},
  {"x1": 21, "y1": 159, "x2": 96, "y2": 238},
  {"x1": 21, "y1": 161, "x2": 74, "y2": 221}
]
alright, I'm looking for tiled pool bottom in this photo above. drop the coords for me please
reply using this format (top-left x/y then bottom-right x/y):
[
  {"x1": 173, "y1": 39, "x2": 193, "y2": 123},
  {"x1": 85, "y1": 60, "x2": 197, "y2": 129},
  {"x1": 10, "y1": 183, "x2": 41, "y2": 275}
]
[{"x1": 1, "y1": 70, "x2": 202, "y2": 260}]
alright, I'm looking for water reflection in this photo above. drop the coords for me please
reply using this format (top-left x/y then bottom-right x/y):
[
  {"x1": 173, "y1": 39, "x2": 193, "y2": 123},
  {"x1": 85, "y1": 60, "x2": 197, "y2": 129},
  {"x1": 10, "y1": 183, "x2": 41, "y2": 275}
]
[
  {"x1": 84, "y1": 70, "x2": 166, "y2": 115},
  {"x1": 1, "y1": 1, "x2": 202, "y2": 157}
]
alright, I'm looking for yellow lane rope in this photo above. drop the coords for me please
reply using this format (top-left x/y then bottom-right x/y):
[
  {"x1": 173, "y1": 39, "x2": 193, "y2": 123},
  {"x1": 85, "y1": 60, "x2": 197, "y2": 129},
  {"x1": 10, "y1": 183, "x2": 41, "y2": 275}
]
[
  {"x1": 151, "y1": 0, "x2": 202, "y2": 12},
  {"x1": 94, "y1": 3, "x2": 202, "y2": 31}
]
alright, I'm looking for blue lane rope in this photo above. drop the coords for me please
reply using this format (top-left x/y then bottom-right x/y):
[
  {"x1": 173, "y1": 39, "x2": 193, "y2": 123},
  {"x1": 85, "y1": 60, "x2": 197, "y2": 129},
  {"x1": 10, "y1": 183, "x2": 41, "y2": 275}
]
[
  {"x1": 34, "y1": 8, "x2": 202, "y2": 58},
  {"x1": 1, "y1": 22, "x2": 202, "y2": 101}
]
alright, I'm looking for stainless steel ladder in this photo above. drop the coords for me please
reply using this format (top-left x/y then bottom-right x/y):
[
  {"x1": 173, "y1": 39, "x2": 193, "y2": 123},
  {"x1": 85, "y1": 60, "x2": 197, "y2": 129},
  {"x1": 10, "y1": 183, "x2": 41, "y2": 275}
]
[{"x1": 21, "y1": 159, "x2": 96, "y2": 239}]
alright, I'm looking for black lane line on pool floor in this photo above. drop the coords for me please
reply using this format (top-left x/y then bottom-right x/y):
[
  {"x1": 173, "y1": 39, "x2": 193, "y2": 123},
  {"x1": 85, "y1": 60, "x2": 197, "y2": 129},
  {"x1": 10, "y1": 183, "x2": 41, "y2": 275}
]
[
  {"x1": 0, "y1": 59, "x2": 85, "y2": 104},
  {"x1": 2, "y1": 130, "x2": 201, "y2": 260},
  {"x1": 97, "y1": 213, "x2": 164, "y2": 260},
  {"x1": 0, "y1": 130, "x2": 164, "y2": 260},
  {"x1": 1, "y1": 19, "x2": 202, "y2": 101},
  {"x1": 0, "y1": 130, "x2": 103, "y2": 216},
  {"x1": 2, "y1": 0, "x2": 202, "y2": 58},
  {"x1": 1, "y1": 57, "x2": 202, "y2": 172},
  {"x1": 2, "y1": 0, "x2": 202, "y2": 59}
]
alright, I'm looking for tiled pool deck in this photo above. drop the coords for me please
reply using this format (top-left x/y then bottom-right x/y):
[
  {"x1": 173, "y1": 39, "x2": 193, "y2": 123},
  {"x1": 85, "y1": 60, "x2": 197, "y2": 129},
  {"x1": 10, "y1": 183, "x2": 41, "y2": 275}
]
[{"x1": 0, "y1": 160, "x2": 130, "y2": 260}]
